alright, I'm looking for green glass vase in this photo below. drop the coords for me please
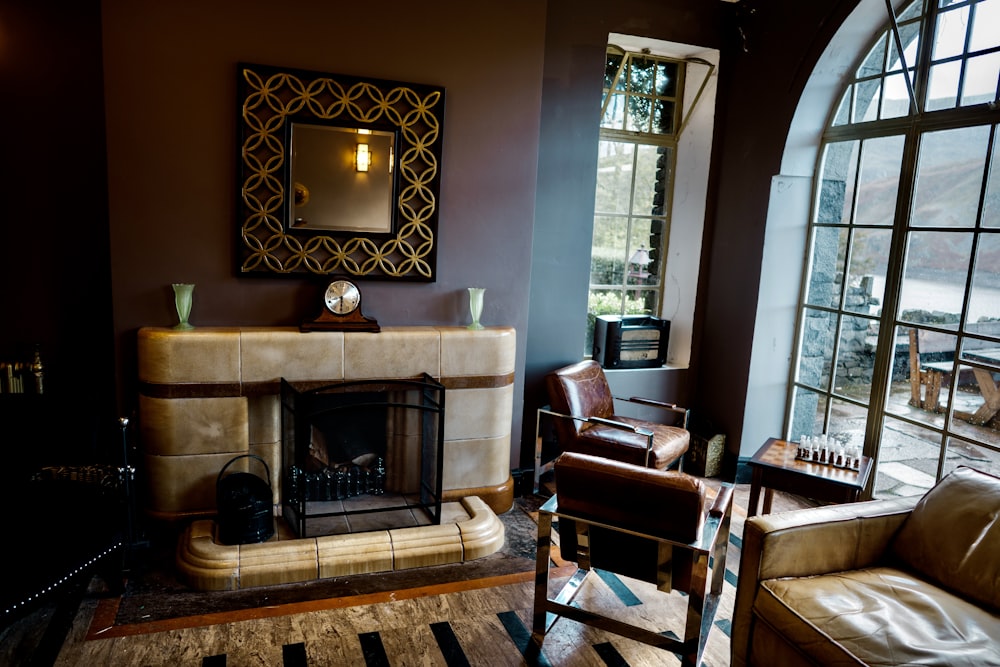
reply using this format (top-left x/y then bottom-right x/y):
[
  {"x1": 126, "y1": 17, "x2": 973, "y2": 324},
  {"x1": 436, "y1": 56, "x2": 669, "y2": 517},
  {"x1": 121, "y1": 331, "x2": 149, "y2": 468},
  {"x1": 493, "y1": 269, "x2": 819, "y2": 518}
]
[{"x1": 172, "y1": 283, "x2": 195, "y2": 330}]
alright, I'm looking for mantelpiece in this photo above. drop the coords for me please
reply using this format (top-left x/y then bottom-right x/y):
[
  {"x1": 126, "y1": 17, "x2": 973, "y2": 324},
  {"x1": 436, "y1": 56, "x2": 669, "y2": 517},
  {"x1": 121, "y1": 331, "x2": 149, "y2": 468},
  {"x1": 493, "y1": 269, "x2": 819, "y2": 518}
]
[{"x1": 137, "y1": 326, "x2": 516, "y2": 522}]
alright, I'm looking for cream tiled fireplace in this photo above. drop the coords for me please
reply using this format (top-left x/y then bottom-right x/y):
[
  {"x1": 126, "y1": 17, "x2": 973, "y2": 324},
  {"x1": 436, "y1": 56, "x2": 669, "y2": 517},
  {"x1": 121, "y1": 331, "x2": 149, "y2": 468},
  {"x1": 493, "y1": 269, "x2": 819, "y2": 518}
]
[{"x1": 136, "y1": 326, "x2": 515, "y2": 590}]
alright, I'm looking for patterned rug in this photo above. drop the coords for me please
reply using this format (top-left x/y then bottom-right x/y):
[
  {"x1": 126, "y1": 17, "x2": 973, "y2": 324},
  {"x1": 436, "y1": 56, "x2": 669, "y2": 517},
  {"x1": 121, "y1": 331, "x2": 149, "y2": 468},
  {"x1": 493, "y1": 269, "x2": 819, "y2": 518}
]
[{"x1": 60, "y1": 489, "x2": 757, "y2": 666}]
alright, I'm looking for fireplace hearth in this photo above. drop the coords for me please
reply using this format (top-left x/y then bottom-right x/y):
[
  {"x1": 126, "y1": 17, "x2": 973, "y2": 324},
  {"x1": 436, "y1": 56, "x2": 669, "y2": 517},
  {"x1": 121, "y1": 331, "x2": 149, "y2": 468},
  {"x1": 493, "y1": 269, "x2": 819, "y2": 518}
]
[{"x1": 280, "y1": 374, "x2": 445, "y2": 538}]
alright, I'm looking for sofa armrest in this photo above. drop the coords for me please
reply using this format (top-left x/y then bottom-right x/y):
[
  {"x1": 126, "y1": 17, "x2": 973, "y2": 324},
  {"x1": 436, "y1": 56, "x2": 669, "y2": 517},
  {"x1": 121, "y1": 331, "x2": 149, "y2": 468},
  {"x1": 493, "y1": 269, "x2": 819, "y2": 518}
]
[{"x1": 731, "y1": 495, "x2": 919, "y2": 667}]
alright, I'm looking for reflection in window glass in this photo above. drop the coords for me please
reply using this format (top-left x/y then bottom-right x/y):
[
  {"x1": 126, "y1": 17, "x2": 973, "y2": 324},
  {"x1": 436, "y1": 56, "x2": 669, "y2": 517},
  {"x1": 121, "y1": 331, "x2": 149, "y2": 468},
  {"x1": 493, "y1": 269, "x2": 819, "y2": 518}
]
[{"x1": 911, "y1": 126, "x2": 990, "y2": 227}]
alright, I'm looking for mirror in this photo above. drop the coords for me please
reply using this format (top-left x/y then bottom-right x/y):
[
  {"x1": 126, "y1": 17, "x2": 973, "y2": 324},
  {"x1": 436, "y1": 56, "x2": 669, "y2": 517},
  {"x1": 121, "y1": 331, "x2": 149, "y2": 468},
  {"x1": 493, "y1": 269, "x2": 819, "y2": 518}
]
[
  {"x1": 290, "y1": 124, "x2": 396, "y2": 234},
  {"x1": 237, "y1": 63, "x2": 445, "y2": 280}
]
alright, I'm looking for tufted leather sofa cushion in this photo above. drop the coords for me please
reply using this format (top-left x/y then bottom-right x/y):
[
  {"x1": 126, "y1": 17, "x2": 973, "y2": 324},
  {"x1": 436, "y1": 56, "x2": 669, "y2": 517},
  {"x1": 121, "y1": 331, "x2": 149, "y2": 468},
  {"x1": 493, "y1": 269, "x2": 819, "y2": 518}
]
[
  {"x1": 890, "y1": 466, "x2": 1000, "y2": 611},
  {"x1": 756, "y1": 566, "x2": 1000, "y2": 666}
]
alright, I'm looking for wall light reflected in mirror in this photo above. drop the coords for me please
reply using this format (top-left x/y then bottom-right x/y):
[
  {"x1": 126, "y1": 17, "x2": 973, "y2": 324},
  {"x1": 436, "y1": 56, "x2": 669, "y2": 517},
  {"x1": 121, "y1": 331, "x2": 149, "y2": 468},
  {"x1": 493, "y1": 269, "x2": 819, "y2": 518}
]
[{"x1": 355, "y1": 143, "x2": 371, "y2": 172}]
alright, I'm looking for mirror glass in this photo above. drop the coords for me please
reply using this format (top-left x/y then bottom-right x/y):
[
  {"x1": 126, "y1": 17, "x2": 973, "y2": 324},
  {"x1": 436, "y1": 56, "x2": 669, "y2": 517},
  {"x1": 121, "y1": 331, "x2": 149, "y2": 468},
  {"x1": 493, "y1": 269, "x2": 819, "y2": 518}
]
[{"x1": 290, "y1": 124, "x2": 396, "y2": 234}]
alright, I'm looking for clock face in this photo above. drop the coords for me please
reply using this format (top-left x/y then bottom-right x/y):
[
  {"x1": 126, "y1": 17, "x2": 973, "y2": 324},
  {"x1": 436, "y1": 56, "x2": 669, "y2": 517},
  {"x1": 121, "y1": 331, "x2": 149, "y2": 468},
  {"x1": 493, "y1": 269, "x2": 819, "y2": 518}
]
[{"x1": 324, "y1": 280, "x2": 361, "y2": 315}]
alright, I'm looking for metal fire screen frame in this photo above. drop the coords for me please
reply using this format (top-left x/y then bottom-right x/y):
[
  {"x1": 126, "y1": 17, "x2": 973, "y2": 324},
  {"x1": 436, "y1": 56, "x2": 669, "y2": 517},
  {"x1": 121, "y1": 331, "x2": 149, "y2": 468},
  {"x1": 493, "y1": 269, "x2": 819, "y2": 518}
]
[{"x1": 280, "y1": 373, "x2": 445, "y2": 538}]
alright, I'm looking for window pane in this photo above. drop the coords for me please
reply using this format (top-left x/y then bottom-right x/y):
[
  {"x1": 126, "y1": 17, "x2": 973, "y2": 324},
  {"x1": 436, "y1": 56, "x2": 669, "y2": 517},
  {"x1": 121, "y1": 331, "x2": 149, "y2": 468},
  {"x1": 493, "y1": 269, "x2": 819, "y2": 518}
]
[
  {"x1": 926, "y1": 60, "x2": 961, "y2": 110},
  {"x1": 882, "y1": 72, "x2": 911, "y2": 117},
  {"x1": 591, "y1": 215, "x2": 627, "y2": 285},
  {"x1": 656, "y1": 62, "x2": 678, "y2": 97},
  {"x1": 942, "y1": 438, "x2": 1000, "y2": 479},
  {"x1": 889, "y1": 21, "x2": 921, "y2": 71},
  {"x1": 962, "y1": 52, "x2": 1000, "y2": 106},
  {"x1": 858, "y1": 34, "x2": 887, "y2": 78},
  {"x1": 601, "y1": 93, "x2": 625, "y2": 129},
  {"x1": 797, "y1": 307, "x2": 838, "y2": 390},
  {"x1": 628, "y1": 57, "x2": 655, "y2": 94},
  {"x1": 832, "y1": 87, "x2": 852, "y2": 126},
  {"x1": 968, "y1": 232, "x2": 1000, "y2": 322},
  {"x1": 835, "y1": 314, "x2": 878, "y2": 401},
  {"x1": 875, "y1": 416, "x2": 944, "y2": 497},
  {"x1": 855, "y1": 135, "x2": 904, "y2": 226},
  {"x1": 899, "y1": 1, "x2": 922, "y2": 22},
  {"x1": 807, "y1": 226, "x2": 848, "y2": 308},
  {"x1": 885, "y1": 325, "x2": 944, "y2": 425},
  {"x1": 652, "y1": 100, "x2": 675, "y2": 134},
  {"x1": 855, "y1": 78, "x2": 882, "y2": 122},
  {"x1": 627, "y1": 221, "x2": 661, "y2": 286},
  {"x1": 595, "y1": 141, "x2": 634, "y2": 214},
  {"x1": 932, "y1": 6, "x2": 968, "y2": 60},
  {"x1": 633, "y1": 144, "x2": 667, "y2": 215},
  {"x1": 626, "y1": 95, "x2": 651, "y2": 132},
  {"x1": 605, "y1": 53, "x2": 625, "y2": 91},
  {"x1": 969, "y1": 0, "x2": 1000, "y2": 52},
  {"x1": 789, "y1": 387, "x2": 828, "y2": 439},
  {"x1": 816, "y1": 141, "x2": 859, "y2": 224},
  {"x1": 984, "y1": 133, "x2": 1000, "y2": 227},
  {"x1": 846, "y1": 228, "x2": 892, "y2": 313},
  {"x1": 900, "y1": 231, "x2": 974, "y2": 326},
  {"x1": 911, "y1": 126, "x2": 990, "y2": 227}
]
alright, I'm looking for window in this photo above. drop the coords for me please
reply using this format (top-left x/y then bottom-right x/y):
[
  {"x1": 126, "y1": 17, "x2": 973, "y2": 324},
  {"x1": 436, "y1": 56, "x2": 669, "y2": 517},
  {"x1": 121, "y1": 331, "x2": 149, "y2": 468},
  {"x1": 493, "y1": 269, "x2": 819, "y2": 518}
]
[
  {"x1": 585, "y1": 48, "x2": 684, "y2": 355},
  {"x1": 789, "y1": 0, "x2": 1000, "y2": 498}
]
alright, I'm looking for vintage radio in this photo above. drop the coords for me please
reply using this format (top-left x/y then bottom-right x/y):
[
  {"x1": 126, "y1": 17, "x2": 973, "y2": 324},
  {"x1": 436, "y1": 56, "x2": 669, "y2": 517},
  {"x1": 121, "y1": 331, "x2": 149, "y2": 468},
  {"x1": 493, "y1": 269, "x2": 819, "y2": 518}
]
[{"x1": 592, "y1": 315, "x2": 670, "y2": 369}]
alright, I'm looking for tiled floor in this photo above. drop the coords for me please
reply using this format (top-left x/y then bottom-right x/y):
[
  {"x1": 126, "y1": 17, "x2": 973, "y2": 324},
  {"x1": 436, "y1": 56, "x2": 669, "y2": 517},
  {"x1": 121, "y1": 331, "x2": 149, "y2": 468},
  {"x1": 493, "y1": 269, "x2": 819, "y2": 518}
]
[{"x1": 0, "y1": 484, "x2": 813, "y2": 666}]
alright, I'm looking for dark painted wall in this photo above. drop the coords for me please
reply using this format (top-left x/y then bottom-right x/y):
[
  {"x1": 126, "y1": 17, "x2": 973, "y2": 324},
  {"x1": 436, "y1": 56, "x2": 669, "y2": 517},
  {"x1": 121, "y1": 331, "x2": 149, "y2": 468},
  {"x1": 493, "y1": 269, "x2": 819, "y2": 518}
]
[
  {"x1": 0, "y1": 0, "x2": 117, "y2": 460},
  {"x1": 101, "y1": 0, "x2": 547, "y2": 467},
  {"x1": 4, "y1": 0, "x2": 869, "y2": 474}
]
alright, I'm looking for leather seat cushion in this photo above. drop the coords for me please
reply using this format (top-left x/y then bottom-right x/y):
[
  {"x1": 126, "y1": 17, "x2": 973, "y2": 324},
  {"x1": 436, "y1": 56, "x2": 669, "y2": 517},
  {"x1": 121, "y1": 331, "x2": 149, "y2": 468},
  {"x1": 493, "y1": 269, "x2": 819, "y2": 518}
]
[
  {"x1": 890, "y1": 466, "x2": 1000, "y2": 611},
  {"x1": 754, "y1": 566, "x2": 1000, "y2": 666},
  {"x1": 575, "y1": 418, "x2": 689, "y2": 469}
]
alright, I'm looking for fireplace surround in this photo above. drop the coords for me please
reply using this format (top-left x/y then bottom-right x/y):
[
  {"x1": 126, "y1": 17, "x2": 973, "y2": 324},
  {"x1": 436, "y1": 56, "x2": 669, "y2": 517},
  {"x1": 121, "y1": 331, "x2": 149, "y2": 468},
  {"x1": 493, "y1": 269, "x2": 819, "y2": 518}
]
[
  {"x1": 137, "y1": 326, "x2": 515, "y2": 520},
  {"x1": 138, "y1": 326, "x2": 514, "y2": 590}
]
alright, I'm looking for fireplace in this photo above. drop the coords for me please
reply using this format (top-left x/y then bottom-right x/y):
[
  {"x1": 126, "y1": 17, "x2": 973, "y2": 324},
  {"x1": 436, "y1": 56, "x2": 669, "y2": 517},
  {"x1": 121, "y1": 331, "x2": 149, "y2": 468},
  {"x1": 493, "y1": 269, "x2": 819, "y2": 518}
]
[
  {"x1": 280, "y1": 374, "x2": 445, "y2": 538},
  {"x1": 140, "y1": 326, "x2": 513, "y2": 590}
]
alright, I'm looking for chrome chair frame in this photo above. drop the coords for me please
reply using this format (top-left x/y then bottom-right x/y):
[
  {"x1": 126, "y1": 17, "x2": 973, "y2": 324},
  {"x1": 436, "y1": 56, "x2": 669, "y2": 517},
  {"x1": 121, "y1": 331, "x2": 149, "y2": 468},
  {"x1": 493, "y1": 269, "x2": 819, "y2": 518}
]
[{"x1": 531, "y1": 482, "x2": 734, "y2": 667}]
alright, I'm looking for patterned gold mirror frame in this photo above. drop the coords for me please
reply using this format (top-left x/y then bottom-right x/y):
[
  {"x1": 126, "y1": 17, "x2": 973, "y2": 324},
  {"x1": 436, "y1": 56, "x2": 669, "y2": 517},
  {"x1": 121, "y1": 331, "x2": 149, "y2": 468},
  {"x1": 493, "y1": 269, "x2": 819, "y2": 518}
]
[{"x1": 237, "y1": 63, "x2": 445, "y2": 280}]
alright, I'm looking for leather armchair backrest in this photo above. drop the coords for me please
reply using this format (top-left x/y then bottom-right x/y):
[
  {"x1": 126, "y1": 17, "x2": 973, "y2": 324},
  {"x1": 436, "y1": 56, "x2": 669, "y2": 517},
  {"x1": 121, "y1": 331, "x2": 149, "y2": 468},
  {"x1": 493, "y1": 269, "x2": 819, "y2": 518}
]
[
  {"x1": 890, "y1": 465, "x2": 1000, "y2": 611},
  {"x1": 545, "y1": 360, "x2": 615, "y2": 442},
  {"x1": 555, "y1": 451, "x2": 705, "y2": 543}
]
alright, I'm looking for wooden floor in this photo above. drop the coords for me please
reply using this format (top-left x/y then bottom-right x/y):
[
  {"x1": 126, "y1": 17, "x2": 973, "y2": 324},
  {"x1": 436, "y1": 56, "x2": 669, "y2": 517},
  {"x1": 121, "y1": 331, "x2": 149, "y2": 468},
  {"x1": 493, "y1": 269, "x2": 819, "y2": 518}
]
[{"x1": 1, "y1": 484, "x2": 812, "y2": 666}]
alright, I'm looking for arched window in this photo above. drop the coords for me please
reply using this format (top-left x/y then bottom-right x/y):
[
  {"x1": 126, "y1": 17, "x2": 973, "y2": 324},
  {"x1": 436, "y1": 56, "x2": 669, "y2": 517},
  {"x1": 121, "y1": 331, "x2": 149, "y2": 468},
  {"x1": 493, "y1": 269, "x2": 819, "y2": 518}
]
[{"x1": 788, "y1": 0, "x2": 1000, "y2": 498}]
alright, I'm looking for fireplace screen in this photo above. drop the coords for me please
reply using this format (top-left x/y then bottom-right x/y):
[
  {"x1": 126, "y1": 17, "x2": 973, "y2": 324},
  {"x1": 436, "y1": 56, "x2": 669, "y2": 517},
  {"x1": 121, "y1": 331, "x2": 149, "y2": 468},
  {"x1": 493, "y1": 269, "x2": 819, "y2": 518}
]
[{"x1": 280, "y1": 374, "x2": 445, "y2": 538}]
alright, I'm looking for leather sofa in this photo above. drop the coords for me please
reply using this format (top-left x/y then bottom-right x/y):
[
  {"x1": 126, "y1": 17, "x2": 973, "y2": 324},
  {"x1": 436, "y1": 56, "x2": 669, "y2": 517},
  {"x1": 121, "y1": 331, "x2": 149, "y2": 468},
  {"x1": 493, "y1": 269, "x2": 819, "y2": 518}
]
[{"x1": 732, "y1": 465, "x2": 1000, "y2": 666}]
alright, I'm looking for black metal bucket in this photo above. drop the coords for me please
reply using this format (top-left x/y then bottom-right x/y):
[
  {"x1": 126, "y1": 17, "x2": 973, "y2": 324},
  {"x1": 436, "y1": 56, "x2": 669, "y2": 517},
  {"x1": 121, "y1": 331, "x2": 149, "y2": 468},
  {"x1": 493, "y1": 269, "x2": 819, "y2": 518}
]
[{"x1": 216, "y1": 454, "x2": 275, "y2": 545}]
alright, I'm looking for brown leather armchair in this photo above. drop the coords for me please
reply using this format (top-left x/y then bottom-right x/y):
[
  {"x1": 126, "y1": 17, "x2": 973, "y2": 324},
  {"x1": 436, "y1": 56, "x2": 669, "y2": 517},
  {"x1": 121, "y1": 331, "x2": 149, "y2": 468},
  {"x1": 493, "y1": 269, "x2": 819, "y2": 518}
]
[
  {"x1": 532, "y1": 452, "x2": 734, "y2": 667},
  {"x1": 535, "y1": 360, "x2": 689, "y2": 492}
]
